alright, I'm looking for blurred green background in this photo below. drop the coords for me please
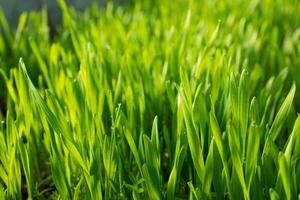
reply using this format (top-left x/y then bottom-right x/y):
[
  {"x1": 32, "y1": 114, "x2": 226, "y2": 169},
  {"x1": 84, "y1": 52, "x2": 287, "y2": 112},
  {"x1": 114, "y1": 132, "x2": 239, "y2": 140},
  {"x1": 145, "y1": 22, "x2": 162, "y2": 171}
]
[{"x1": 0, "y1": 0, "x2": 126, "y2": 25}]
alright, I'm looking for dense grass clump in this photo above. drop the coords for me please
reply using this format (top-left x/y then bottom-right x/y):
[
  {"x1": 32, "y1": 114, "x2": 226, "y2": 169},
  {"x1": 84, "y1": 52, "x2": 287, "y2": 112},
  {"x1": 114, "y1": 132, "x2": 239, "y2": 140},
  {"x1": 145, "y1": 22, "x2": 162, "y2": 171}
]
[{"x1": 1, "y1": 0, "x2": 300, "y2": 199}]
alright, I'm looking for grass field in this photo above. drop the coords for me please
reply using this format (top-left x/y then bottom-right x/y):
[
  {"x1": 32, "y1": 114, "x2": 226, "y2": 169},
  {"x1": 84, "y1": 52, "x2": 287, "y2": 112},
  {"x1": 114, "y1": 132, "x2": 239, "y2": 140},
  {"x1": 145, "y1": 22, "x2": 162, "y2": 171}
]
[{"x1": 1, "y1": 0, "x2": 300, "y2": 199}]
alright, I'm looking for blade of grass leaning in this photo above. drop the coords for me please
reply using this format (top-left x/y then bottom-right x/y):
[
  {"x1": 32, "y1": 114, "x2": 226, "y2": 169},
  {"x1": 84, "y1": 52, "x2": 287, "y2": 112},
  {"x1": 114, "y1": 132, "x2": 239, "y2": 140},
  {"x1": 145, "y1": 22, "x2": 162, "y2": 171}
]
[
  {"x1": 269, "y1": 84, "x2": 296, "y2": 141},
  {"x1": 210, "y1": 105, "x2": 232, "y2": 199},
  {"x1": 19, "y1": 60, "x2": 89, "y2": 174}
]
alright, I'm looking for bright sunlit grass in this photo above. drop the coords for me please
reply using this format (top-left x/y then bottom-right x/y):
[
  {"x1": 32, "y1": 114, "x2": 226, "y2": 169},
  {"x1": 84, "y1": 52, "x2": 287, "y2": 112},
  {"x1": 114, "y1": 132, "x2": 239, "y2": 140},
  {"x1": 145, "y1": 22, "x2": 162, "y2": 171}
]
[{"x1": 0, "y1": 0, "x2": 300, "y2": 199}]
